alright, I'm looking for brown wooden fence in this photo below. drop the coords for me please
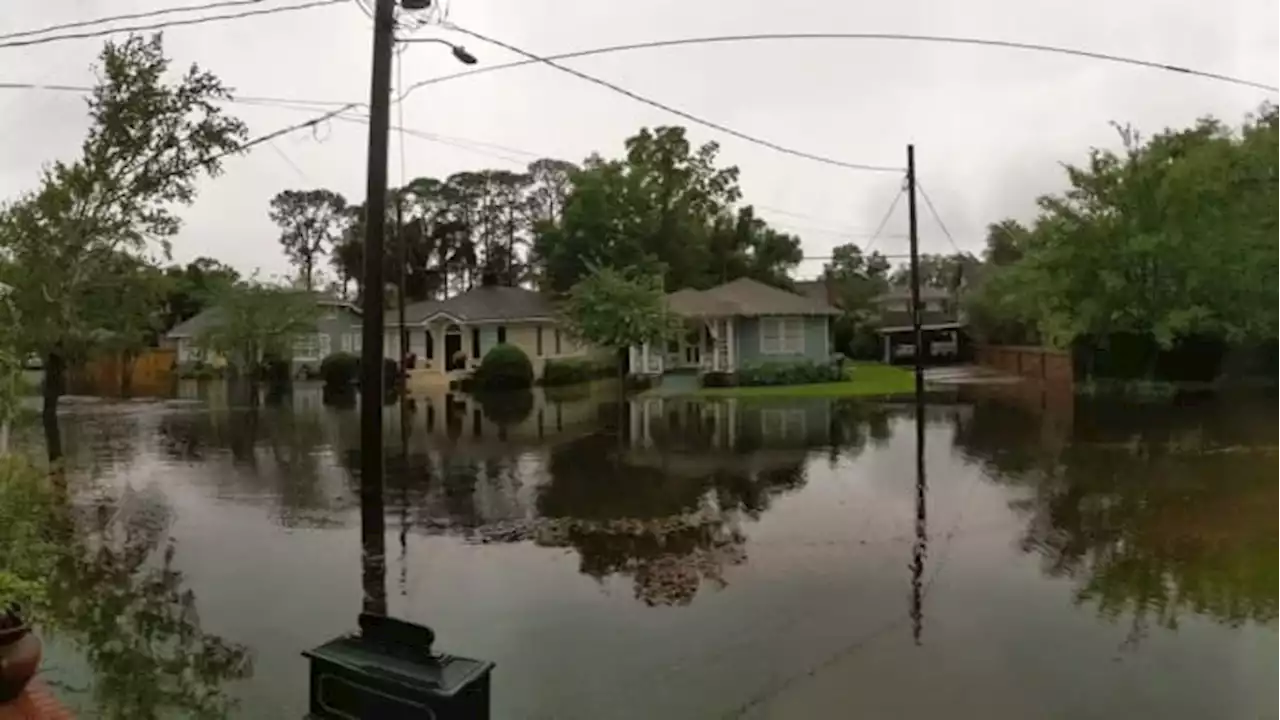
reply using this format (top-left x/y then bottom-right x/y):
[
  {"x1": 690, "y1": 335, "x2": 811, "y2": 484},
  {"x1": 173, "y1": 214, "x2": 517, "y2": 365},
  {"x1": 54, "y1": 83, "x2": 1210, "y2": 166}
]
[
  {"x1": 69, "y1": 348, "x2": 176, "y2": 397},
  {"x1": 976, "y1": 345, "x2": 1073, "y2": 384}
]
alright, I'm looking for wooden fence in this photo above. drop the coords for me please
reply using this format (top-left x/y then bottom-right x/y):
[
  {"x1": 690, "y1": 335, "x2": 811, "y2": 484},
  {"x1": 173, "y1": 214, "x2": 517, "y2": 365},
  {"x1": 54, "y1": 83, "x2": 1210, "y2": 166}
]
[
  {"x1": 975, "y1": 344, "x2": 1074, "y2": 384},
  {"x1": 69, "y1": 348, "x2": 176, "y2": 397}
]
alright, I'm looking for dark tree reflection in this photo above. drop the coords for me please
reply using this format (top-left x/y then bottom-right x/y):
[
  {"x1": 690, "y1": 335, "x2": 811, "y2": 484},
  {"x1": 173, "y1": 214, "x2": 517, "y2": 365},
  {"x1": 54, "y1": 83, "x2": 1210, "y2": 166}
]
[
  {"x1": 953, "y1": 391, "x2": 1278, "y2": 640},
  {"x1": 43, "y1": 487, "x2": 252, "y2": 718}
]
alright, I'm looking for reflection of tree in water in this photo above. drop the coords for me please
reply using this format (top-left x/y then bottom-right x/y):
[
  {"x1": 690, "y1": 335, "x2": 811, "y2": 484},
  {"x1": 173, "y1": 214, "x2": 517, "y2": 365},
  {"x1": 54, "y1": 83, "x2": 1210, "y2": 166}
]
[
  {"x1": 953, "y1": 394, "x2": 1278, "y2": 641},
  {"x1": 156, "y1": 405, "x2": 353, "y2": 528},
  {"x1": 44, "y1": 486, "x2": 252, "y2": 718}
]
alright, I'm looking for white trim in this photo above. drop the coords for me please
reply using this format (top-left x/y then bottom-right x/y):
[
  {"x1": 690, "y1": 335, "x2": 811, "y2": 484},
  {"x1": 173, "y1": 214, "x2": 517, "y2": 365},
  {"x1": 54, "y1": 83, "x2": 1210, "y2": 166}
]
[
  {"x1": 759, "y1": 316, "x2": 805, "y2": 355},
  {"x1": 409, "y1": 312, "x2": 556, "y2": 327},
  {"x1": 878, "y1": 323, "x2": 963, "y2": 333}
]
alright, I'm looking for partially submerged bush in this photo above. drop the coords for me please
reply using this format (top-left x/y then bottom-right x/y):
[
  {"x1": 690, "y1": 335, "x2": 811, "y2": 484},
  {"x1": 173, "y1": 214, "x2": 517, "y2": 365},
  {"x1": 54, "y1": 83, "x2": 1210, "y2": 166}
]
[
  {"x1": 542, "y1": 357, "x2": 613, "y2": 386},
  {"x1": 473, "y1": 344, "x2": 533, "y2": 391},
  {"x1": 320, "y1": 352, "x2": 359, "y2": 388},
  {"x1": 736, "y1": 360, "x2": 844, "y2": 387}
]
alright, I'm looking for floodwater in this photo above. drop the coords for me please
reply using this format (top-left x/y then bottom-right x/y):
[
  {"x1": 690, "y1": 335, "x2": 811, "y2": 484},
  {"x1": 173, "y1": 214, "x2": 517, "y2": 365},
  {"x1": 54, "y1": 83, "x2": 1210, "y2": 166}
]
[{"x1": 11, "y1": 380, "x2": 1277, "y2": 719}]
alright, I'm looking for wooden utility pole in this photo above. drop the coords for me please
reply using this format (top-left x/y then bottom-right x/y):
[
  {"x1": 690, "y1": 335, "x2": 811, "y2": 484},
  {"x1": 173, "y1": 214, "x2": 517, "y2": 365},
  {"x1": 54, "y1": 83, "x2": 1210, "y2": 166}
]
[
  {"x1": 358, "y1": 0, "x2": 395, "y2": 619},
  {"x1": 906, "y1": 144, "x2": 927, "y2": 645}
]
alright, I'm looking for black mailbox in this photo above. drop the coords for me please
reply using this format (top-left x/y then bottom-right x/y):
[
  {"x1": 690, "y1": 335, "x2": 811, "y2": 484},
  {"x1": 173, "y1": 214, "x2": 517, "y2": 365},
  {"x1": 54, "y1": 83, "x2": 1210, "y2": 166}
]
[{"x1": 304, "y1": 614, "x2": 494, "y2": 719}]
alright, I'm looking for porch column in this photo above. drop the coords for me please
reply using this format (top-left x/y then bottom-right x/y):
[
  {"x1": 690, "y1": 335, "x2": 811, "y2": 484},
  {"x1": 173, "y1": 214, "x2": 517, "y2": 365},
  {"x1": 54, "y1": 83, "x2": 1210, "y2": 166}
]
[{"x1": 725, "y1": 318, "x2": 735, "y2": 371}]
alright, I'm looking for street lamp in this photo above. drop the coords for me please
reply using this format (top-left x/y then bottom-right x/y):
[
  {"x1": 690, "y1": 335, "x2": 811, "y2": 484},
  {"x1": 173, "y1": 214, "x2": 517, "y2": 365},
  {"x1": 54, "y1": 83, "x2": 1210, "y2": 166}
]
[
  {"x1": 304, "y1": 2, "x2": 493, "y2": 717},
  {"x1": 399, "y1": 37, "x2": 478, "y2": 65}
]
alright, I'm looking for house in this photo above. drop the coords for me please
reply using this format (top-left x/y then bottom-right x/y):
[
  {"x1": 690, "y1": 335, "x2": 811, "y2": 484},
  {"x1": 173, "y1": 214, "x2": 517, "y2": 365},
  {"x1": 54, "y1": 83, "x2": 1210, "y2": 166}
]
[
  {"x1": 164, "y1": 295, "x2": 361, "y2": 372},
  {"x1": 793, "y1": 278, "x2": 841, "y2": 309},
  {"x1": 629, "y1": 277, "x2": 841, "y2": 376},
  {"x1": 384, "y1": 285, "x2": 596, "y2": 386},
  {"x1": 872, "y1": 286, "x2": 967, "y2": 363}
]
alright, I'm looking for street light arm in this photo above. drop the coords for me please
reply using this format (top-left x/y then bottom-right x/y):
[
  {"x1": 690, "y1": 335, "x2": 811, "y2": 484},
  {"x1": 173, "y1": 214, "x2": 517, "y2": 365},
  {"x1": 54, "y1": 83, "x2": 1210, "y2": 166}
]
[{"x1": 396, "y1": 36, "x2": 477, "y2": 64}]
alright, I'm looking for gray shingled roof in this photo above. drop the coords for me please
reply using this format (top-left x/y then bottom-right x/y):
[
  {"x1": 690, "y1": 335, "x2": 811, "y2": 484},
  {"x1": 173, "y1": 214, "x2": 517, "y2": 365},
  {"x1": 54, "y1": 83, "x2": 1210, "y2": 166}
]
[
  {"x1": 666, "y1": 277, "x2": 840, "y2": 317},
  {"x1": 394, "y1": 286, "x2": 557, "y2": 325},
  {"x1": 166, "y1": 307, "x2": 227, "y2": 338}
]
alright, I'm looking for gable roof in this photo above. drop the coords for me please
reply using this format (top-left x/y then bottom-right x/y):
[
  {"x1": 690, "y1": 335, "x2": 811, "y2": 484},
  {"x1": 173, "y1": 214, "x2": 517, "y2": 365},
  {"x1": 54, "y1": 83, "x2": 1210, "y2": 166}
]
[
  {"x1": 165, "y1": 293, "x2": 359, "y2": 338},
  {"x1": 793, "y1": 279, "x2": 840, "y2": 308},
  {"x1": 666, "y1": 277, "x2": 840, "y2": 317},
  {"x1": 397, "y1": 286, "x2": 557, "y2": 325}
]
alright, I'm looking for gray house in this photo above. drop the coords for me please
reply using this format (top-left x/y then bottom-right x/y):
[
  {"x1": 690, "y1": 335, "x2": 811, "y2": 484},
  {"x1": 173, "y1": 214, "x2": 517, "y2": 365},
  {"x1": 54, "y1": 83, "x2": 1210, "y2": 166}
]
[
  {"x1": 873, "y1": 286, "x2": 966, "y2": 363},
  {"x1": 164, "y1": 295, "x2": 361, "y2": 372}
]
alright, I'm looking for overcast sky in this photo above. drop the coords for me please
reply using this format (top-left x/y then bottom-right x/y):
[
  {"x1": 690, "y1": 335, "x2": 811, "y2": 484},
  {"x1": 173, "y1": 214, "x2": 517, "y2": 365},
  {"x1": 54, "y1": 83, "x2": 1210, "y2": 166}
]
[{"x1": 2, "y1": 0, "x2": 1276, "y2": 282}]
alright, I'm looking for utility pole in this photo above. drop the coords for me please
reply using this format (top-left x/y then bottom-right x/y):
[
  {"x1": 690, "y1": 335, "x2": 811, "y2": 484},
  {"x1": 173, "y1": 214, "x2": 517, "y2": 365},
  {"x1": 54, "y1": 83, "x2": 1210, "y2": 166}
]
[
  {"x1": 396, "y1": 190, "x2": 407, "y2": 374},
  {"x1": 906, "y1": 144, "x2": 924, "y2": 396},
  {"x1": 357, "y1": 0, "x2": 395, "y2": 619}
]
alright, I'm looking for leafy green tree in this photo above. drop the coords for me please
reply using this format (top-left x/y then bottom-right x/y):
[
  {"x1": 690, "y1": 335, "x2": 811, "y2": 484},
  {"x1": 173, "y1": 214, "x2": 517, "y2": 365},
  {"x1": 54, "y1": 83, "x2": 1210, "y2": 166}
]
[
  {"x1": 161, "y1": 257, "x2": 240, "y2": 331},
  {"x1": 86, "y1": 254, "x2": 170, "y2": 396},
  {"x1": 823, "y1": 243, "x2": 891, "y2": 356},
  {"x1": 0, "y1": 34, "x2": 245, "y2": 425},
  {"x1": 196, "y1": 282, "x2": 320, "y2": 376},
  {"x1": 269, "y1": 189, "x2": 349, "y2": 291},
  {"x1": 560, "y1": 267, "x2": 680, "y2": 377}
]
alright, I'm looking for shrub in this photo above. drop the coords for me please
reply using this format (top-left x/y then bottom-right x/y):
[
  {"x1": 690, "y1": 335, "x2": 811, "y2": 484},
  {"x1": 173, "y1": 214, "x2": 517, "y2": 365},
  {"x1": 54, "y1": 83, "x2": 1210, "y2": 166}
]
[
  {"x1": 176, "y1": 360, "x2": 222, "y2": 380},
  {"x1": 737, "y1": 360, "x2": 844, "y2": 387},
  {"x1": 474, "y1": 343, "x2": 533, "y2": 390},
  {"x1": 542, "y1": 357, "x2": 614, "y2": 387},
  {"x1": 701, "y1": 371, "x2": 737, "y2": 388},
  {"x1": 320, "y1": 352, "x2": 359, "y2": 388},
  {"x1": 624, "y1": 374, "x2": 655, "y2": 393}
]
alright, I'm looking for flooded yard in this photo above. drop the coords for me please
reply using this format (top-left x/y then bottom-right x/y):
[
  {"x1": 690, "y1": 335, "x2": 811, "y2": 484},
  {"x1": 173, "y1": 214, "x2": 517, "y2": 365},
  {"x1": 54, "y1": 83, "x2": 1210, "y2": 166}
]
[{"x1": 11, "y1": 381, "x2": 1277, "y2": 719}]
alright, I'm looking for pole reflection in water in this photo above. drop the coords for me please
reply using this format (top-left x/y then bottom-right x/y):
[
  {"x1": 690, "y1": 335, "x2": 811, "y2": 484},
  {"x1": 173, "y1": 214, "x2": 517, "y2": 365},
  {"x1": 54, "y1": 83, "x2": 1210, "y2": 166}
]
[
  {"x1": 909, "y1": 382, "x2": 927, "y2": 645},
  {"x1": 361, "y1": 451, "x2": 388, "y2": 617}
]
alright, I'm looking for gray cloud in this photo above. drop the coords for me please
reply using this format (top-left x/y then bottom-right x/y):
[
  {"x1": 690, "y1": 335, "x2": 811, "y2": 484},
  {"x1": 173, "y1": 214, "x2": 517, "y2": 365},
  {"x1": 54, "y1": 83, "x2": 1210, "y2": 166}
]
[{"x1": 2, "y1": 0, "x2": 1275, "y2": 280}]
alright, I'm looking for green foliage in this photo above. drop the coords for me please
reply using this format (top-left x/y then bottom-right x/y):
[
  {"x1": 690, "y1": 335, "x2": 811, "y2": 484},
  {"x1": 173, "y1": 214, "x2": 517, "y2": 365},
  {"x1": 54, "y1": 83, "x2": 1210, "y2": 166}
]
[
  {"x1": 736, "y1": 359, "x2": 845, "y2": 387},
  {"x1": 561, "y1": 267, "x2": 680, "y2": 356},
  {"x1": 0, "y1": 457, "x2": 60, "y2": 615},
  {"x1": 533, "y1": 126, "x2": 802, "y2": 294},
  {"x1": 541, "y1": 357, "x2": 614, "y2": 386},
  {"x1": 269, "y1": 189, "x2": 349, "y2": 291},
  {"x1": 196, "y1": 282, "x2": 320, "y2": 374},
  {"x1": 700, "y1": 371, "x2": 737, "y2": 388},
  {"x1": 0, "y1": 34, "x2": 245, "y2": 411},
  {"x1": 970, "y1": 105, "x2": 1278, "y2": 357},
  {"x1": 320, "y1": 351, "x2": 359, "y2": 388},
  {"x1": 160, "y1": 257, "x2": 240, "y2": 332},
  {"x1": 474, "y1": 343, "x2": 534, "y2": 390}
]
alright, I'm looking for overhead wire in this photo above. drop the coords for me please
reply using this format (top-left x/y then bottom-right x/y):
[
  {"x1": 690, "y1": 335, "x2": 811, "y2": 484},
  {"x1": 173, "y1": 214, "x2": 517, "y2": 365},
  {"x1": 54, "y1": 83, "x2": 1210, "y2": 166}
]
[
  {"x1": 0, "y1": 0, "x2": 268, "y2": 41},
  {"x1": 0, "y1": 0, "x2": 348, "y2": 50},
  {"x1": 862, "y1": 183, "x2": 907, "y2": 254},
  {"x1": 440, "y1": 24, "x2": 903, "y2": 173},
  {"x1": 402, "y1": 30, "x2": 1278, "y2": 102},
  {"x1": 915, "y1": 181, "x2": 965, "y2": 255}
]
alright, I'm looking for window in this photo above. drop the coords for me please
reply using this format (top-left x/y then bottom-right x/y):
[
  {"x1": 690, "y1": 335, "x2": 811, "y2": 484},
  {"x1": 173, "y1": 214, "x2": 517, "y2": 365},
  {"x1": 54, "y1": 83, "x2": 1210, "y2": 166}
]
[
  {"x1": 760, "y1": 318, "x2": 805, "y2": 354},
  {"x1": 471, "y1": 328, "x2": 481, "y2": 359},
  {"x1": 293, "y1": 334, "x2": 322, "y2": 359},
  {"x1": 425, "y1": 331, "x2": 434, "y2": 360},
  {"x1": 319, "y1": 334, "x2": 332, "y2": 358},
  {"x1": 554, "y1": 328, "x2": 562, "y2": 355},
  {"x1": 535, "y1": 326, "x2": 543, "y2": 356},
  {"x1": 497, "y1": 325, "x2": 507, "y2": 344},
  {"x1": 340, "y1": 333, "x2": 352, "y2": 353}
]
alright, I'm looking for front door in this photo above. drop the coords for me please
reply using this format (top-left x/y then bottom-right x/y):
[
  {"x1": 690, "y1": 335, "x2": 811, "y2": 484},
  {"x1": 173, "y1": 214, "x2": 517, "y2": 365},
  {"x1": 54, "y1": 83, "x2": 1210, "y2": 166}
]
[
  {"x1": 445, "y1": 331, "x2": 463, "y2": 371},
  {"x1": 683, "y1": 329, "x2": 700, "y2": 366}
]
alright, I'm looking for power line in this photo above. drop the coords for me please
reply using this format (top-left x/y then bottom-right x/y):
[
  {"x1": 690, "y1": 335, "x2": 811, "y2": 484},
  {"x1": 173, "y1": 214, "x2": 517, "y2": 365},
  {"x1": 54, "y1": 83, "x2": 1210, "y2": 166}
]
[
  {"x1": 442, "y1": 24, "x2": 903, "y2": 173},
  {"x1": 863, "y1": 184, "x2": 907, "y2": 254},
  {"x1": 402, "y1": 31, "x2": 1278, "y2": 101},
  {"x1": 915, "y1": 181, "x2": 964, "y2": 255},
  {"x1": 0, "y1": 0, "x2": 347, "y2": 50},
  {"x1": 0, "y1": 0, "x2": 267, "y2": 42}
]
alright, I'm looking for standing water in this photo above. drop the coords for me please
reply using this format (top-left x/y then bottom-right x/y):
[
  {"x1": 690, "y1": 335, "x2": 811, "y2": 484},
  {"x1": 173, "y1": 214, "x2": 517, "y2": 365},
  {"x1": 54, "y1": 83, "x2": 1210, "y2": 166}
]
[{"x1": 12, "y1": 381, "x2": 1277, "y2": 719}]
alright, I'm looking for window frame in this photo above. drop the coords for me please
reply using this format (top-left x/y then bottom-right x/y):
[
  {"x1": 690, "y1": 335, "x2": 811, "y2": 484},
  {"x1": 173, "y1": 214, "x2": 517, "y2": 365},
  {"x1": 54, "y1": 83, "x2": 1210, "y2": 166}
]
[{"x1": 759, "y1": 317, "x2": 805, "y2": 355}]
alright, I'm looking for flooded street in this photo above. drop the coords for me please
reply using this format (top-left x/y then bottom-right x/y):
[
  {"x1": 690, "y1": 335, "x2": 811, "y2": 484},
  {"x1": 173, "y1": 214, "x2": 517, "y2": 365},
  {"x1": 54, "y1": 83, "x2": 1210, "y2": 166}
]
[{"x1": 13, "y1": 382, "x2": 1277, "y2": 719}]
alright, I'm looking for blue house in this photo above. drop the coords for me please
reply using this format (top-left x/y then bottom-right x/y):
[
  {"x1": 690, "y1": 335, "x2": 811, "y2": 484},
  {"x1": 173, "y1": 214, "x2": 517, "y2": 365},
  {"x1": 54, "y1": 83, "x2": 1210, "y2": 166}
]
[{"x1": 629, "y1": 277, "x2": 841, "y2": 376}]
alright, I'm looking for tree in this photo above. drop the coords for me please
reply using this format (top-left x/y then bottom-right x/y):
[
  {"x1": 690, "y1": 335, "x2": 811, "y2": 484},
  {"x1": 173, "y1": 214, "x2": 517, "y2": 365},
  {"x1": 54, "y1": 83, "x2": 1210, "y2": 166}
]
[
  {"x1": 268, "y1": 189, "x2": 349, "y2": 291},
  {"x1": 0, "y1": 34, "x2": 245, "y2": 433},
  {"x1": 823, "y1": 243, "x2": 891, "y2": 357},
  {"x1": 86, "y1": 254, "x2": 170, "y2": 396},
  {"x1": 196, "y1": 282, "x2": 320, "y2": 377},
  {"x1": 161, "y1": 257, "x2": 240, "y2": 331},
  {"x1": 560, "y1": 267, "x2": 681, "y2": 377}
]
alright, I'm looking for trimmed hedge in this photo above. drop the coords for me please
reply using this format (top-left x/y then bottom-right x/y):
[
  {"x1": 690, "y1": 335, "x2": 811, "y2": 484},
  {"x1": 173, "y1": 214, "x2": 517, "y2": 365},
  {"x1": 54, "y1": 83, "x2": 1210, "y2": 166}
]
[
  {"x1": 320, "y1": 352, "x2": 359, "y2": 388},
  {"x1": 541, "y1": 357, "x2": 614, "y2": 387},
  {"x1": 736, "y1": 359, "x2": 845, "y2": 387},
  {"x1": 701, "y1": 371, "x2": 737, "y2": 388},
  {"x1": 474, "y1": 343, "x2": 534, "y2": 390}
]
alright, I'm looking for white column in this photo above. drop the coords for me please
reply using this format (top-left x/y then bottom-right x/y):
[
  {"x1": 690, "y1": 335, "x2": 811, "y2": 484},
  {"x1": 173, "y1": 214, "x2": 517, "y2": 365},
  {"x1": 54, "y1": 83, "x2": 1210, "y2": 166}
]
[{"x1": 725, "y1": 318, "x2": 735, "y2": 371}]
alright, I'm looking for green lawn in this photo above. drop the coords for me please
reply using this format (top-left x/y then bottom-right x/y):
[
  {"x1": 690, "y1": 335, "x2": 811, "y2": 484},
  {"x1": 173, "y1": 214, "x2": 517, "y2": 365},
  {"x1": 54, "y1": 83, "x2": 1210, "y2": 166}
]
[{"x1": 696, "y1": 362, "x2": 916, "y2": 398}]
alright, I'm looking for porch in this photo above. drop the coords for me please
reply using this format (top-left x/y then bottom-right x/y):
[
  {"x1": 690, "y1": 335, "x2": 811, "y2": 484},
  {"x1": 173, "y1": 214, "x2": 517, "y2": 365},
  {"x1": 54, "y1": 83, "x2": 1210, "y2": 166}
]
[{"x1": 630, "y1": 316, "x2": 737, "y2": 376}]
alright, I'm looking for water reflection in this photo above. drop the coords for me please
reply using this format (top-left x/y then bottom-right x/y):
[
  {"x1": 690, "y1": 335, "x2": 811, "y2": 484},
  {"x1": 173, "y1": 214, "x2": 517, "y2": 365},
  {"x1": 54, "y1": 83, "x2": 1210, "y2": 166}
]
[{"x1": 954, "y1": 388, "x2": 1278, "y2": 642}]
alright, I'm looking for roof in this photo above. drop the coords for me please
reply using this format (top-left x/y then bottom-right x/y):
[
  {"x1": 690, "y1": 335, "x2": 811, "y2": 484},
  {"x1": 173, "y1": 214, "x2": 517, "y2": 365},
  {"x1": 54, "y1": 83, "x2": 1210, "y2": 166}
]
[
  {"x1": 875, "y1": 285, "x2": 952, "y2": 302},
  {"x1": 165, "y1": 293, "x2": 359, "y2": 338},
  {"x1": 665, "y1": 277, "x2": 840, "y2": 318},
  {"x1": 396, "y1": 286, "x2": 557, "y2": 325},
  {"x1": 793, "y1": 279, "x2": 839, "y2": 308}
]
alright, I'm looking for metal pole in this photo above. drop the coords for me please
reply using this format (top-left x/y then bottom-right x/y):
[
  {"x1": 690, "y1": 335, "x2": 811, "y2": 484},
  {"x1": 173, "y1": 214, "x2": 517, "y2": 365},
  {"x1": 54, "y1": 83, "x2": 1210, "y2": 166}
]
[{"x1": 358, "y1": 0, "x2": 395, "y2": 619}]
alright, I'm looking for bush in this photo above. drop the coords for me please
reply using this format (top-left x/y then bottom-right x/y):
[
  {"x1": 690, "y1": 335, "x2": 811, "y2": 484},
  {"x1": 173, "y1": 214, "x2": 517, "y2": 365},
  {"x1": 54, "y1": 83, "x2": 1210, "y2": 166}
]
[
  {"x1": 542, "y1": 357, "x2": 614, "y2": 387},
  {"x1": 624, "y1": 374, "x2": 655, "y2": 393},
  {"x1": 737, "y1": 359, "x2": 844, "y2": 387},
  {"x1": 176, "y1": 360, "x2": 222, "y2": 380},
  {"x1": 320, "y1": 352, "x2": 359, "y2": 388},
  {"x1": 701, "y1": 371, "x2": 737, "y2": 388},
  {"x1": 473, "y1": 343, "x2": 533, "y2": 391}
]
